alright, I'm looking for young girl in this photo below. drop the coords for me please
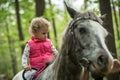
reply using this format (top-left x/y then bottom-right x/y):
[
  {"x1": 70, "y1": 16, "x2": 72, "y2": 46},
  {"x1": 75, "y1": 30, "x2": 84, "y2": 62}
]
[{"x1": 22, "y1": 17, "x2": 58, "y2": 80}]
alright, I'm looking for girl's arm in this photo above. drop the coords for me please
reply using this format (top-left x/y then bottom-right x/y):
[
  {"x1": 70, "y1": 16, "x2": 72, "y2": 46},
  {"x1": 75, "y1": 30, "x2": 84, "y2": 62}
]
[
  {"x1": 51, "y1": 44, "x2": 59, "y2": 59},
  {"x1": 22, "y1": 43, "x2": 31, "y2": 70}
]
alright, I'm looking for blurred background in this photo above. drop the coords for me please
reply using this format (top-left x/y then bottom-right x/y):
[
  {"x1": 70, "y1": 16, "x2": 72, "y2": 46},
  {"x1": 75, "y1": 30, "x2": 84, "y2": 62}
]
[{"x1": 0, "y1": 0, "x2": 120, "y2": 80}]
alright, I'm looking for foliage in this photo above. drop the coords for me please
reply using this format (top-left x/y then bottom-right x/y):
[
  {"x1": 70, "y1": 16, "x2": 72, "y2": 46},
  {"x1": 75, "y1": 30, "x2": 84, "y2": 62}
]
[{"x1": 0, "y1": 0, "x2": 120, "y2": 79}]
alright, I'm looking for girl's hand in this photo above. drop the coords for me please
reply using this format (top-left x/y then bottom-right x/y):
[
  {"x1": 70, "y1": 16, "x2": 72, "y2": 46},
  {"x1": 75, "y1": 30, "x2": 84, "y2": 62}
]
[
  {"x1": 51, "y1": 54, "x2": 56, "y2": 61},
  {"x1": 24, "y1": 65, "x2": 31, "y2": 71}
]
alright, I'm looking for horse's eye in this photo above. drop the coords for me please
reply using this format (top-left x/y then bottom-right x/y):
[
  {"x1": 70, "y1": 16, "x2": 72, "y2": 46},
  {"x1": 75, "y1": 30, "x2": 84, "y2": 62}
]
[{"x1": 79, "y1": 28, "x2": 87, "y2": 34}]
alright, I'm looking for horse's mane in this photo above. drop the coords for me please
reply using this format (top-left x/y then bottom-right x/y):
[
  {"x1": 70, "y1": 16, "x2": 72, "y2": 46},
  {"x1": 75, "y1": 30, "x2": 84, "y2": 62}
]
[{"x1": 76, "y1": 12, "x2": 103, "y2": 25}]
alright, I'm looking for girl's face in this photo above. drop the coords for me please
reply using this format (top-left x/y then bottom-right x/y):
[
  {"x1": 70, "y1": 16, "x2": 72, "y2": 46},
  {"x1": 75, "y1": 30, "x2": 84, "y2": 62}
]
[{"x1": 35, "y1": 27, "x2": 49, "y2": 40}]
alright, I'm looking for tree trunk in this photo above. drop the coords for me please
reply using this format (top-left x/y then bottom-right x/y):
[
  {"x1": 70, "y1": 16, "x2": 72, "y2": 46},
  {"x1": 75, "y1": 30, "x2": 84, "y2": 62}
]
[
  {"x1": 48, "y1": 0, "x2": 58, "y2": 49},
  {"x1": 111, "y1": 0, "x2": 120, "y2": 40},
  {"x1": 5, "y1": 22, "x2": 18, "y2": 75},
  {"x1": 15, "y1": 0, "x2": 24, "y2": 53},
  {"x1": 118, "y1": 0, "x2": 120, "y2": 24},
  {"x1": 84, "y1": 0, "x2": 88, "y2": 10},
  {"x1": 99, "y1": 0, "x2": 119, "y2": 80},
  {"x1": 35, "y1": 0, "x2": 45, "y2": 17}
]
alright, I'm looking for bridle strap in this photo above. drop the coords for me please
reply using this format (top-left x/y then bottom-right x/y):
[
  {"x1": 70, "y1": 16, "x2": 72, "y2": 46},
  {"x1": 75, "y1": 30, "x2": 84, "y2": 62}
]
[
  {"x1": 83, "y1": 69, "x2": 89, "y2": 80},
  {"x1": 81, "y1": 67, "x2": 89, "y2": 80},
  {"x1": 68, "y1": 17, "x2": 90, "y2": 80},
  {"x1": 68, "y1": 17, "x2": 83, "y2": 31}
]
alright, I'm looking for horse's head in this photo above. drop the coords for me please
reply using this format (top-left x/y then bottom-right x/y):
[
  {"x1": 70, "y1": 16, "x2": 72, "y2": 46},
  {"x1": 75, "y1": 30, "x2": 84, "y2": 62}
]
[{"x1": 63, "y1": 3, "x2": 120, "y2": 78}]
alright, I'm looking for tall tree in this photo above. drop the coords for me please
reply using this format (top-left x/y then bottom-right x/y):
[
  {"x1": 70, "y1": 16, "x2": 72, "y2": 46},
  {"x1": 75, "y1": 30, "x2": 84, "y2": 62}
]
[
  {"x1": 15, "y1": 0, "x2": 24, "y2": 52},
  {"x1": 5, "y1": 22, "x2": 17, "y2": 75},
  {"x1": 111, "y1": 0, "x2": 120, "y2": 40},
  {"x1": 99, "y1": 0, "x2": 119, "y2": 80},
  {"x1": 35, "y1": 0, "x2": 45, "y2": 17},
  {"x1": 48, "y1": 0, "x2": 58, "y2": 49},
  {"x1": 84, "y1": 0, "x2": 88, "y2": 10}
]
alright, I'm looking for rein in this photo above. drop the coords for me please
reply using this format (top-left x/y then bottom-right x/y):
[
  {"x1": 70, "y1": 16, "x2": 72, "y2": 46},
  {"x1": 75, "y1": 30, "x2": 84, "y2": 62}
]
[
  {"x1": 81, "y1": 66, "x2": 89, "y2": 80},
  {"x1": 78, "y1": 58, "x2": 90, "y2": 80}
]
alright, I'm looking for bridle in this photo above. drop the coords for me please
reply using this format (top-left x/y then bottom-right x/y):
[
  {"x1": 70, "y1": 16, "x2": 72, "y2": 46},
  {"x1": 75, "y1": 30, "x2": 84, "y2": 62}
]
[
  {"x1": 68, "y1": 16, "x2": 105, "y2": 80},
  {"x1": 68, "y1": 17, "x2": 90, "y2": 80}
]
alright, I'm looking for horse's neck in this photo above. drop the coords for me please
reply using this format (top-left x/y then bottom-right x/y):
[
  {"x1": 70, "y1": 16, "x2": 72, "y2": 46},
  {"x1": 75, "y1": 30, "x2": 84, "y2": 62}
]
[{"x1": 54, "y1": 51, "x2": 83, "y2": 80}]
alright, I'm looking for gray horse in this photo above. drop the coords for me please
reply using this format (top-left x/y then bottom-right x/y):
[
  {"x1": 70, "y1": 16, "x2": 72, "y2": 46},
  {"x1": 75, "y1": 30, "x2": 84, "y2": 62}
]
[{"x1": 13, "y1": 3, "x2": 120, "y2": 80}]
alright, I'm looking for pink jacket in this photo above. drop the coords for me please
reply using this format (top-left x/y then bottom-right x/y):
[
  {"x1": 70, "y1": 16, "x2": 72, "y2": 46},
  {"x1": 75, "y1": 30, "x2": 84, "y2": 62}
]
[{"x1": 27, "y1": 37, "x2": 53, "y2": 69}]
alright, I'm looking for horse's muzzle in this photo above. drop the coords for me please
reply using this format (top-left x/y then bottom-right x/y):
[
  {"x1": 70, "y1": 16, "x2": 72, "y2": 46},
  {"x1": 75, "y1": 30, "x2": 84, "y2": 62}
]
[{"x1": 89, "y1": 53, "x2": 112, "y2": 78}]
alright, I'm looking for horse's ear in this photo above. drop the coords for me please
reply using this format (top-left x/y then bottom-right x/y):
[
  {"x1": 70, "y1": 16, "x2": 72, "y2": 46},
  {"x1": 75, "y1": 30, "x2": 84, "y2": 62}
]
[
  {"x1": 99, "y1": 14, "x2": 107, "y2": 21},
  {"x1": 64, "y1": 1, "x2": 79, "y2": 18}
]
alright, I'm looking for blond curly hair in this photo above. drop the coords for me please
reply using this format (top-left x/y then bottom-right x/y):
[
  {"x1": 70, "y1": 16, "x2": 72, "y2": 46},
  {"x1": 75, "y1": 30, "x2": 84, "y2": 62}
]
[{"x1": 29, "y1": 17, "x2": 51, "y2": 35}]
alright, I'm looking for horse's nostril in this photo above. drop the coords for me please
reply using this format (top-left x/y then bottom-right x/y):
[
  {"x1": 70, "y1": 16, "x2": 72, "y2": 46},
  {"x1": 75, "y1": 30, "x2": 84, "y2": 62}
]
[{"x1": 97, "y1": 55, "x2": 106, "y2": 65}]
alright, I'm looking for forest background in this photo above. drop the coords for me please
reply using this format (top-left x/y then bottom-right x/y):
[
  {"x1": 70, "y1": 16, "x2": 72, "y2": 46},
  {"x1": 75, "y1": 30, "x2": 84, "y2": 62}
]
[{"x1": 0, "y1": 0, "x2": 120, "y2": 80}]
